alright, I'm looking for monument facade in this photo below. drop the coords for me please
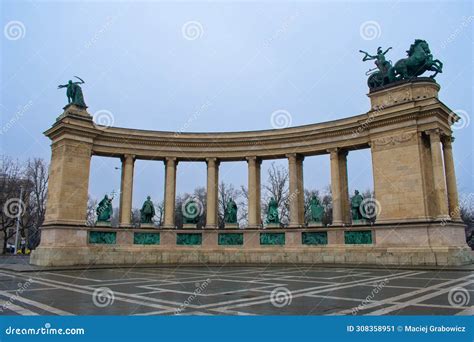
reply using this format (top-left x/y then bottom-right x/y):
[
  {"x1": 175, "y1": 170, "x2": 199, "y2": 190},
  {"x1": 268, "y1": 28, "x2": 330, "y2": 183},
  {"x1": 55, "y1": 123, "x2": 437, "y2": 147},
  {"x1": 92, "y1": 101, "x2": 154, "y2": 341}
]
[{"x1": 31, "y1": 42, "x2": 471, "y2": 267}]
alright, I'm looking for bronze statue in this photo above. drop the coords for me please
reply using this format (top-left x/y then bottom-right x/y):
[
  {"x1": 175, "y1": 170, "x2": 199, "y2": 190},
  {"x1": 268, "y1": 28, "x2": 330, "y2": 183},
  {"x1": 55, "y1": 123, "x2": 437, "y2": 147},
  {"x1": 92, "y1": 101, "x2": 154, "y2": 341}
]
[
  {"x1": 58, "y1": 76, "x2": 87, "y2": 107},
  {"x1": 224, "y1": 198, "x2": 238, "y2": 224},
  {"x1": 140, "y1": 196, "x2": 155, "y2": 224},
  {"x1": 183, "y1": 198, "x2": 201, "y2": 224},
  {"x1": 97, "y1": 194, "x2": 113, "y2": 222},
  {"x1": 309, "y1": 195, "x2": 324, "y2": 223},
  {"x1": 351, "y1": 190, "x2": 364, "y2": 221},
  {"x1": 266, "y1": 197, "x2": 280, "y2": 224},
  {"x1": 360, "y1": 46, "x2": 392, "y2": 75},
  {"x1": 361, "y1": 40, "x2": 443, "y2": 89}
]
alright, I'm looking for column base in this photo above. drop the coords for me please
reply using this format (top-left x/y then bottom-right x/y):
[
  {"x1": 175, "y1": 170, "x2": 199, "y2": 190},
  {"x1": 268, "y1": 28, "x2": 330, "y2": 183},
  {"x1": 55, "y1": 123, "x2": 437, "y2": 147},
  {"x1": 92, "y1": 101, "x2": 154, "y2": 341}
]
[
  {"x1": 246, "y1": 225, "x2": 262, "y2": 229},
  {"x1": 204, "y1": 225, "x2": 218, "y2": 229},
  {"x1": 288, "y1": 223, "x2": 304, "y2": 228},
  {"x1": 331, "y1": 221, "x2": 345, "y2": 226},
  {"x1": 308, "y1": 222, "x2": 324, "y2": 227},
  {"x1": 139, "y1": 223, "x2": 156, "y2": 229},
  {"x1": 352, "y1": 219, "x2": 369, "y2": 225},
  {"x1": 161, "y1": 225, "x2": 176, "y2": 229}
]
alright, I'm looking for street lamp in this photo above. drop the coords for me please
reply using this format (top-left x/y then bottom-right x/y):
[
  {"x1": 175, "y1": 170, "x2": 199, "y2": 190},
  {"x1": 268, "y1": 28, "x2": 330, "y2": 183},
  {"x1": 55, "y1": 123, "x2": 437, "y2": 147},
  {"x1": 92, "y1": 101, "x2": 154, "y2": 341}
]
[{"x1": 13, "y1": 186, "x2": 23, "y2": 255}]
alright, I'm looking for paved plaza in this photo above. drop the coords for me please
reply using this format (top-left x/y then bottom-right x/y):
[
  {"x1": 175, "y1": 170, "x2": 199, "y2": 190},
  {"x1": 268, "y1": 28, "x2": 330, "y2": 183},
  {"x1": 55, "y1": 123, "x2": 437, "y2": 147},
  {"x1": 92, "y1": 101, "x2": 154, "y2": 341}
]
[{"x1": 0, "y1": 263, "x2": 472, "y2": 316}]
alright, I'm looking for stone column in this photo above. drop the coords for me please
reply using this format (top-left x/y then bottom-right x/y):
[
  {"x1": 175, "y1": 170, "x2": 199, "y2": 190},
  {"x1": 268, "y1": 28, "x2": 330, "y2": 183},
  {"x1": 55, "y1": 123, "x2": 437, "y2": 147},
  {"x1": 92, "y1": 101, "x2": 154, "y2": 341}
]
[
  {"x1": 427, "y1": 130, "x2": 449, "y2": 219},
  {"x1": 287, "y1": 154, "x2": 304, "y2": 227},
  {"x1": 297, "y1": 156, "x2": 305, "y2": 224},
  {"x1": 163, "y1": 157, "x2": 177, "y2": 228},
  {"x1": 206, "y1": 158, "x2": 219, "y2": 228},
  {"x1": 338, "y1": 151, "x2": 350, "y2": 224},
  {"x1": 328, "y1": 148, "x2": 343, "y2": 225},
  {"x1": 119, "y1": 154, "x2": 135, "y2": 227},
  {"x1": 247, "y1": 157, "x2": 261, "y2": 228},
  {"x1": 442, "y1": 136, "x2": 461, "y2": 220}
]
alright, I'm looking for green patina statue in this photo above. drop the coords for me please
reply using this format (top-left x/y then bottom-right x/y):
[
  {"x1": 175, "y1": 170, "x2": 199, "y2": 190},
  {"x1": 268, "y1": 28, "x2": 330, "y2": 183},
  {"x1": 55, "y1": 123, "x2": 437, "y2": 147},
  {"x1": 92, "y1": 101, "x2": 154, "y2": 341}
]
[
  {"x1": 266, "y1": 197, "x2": 280, "y2": 224},
  {"x1": 58, "y1": 76, "x2": 87, "y2": 108},
  {"x1": 360, "y1": 39, "x2": 443, "y2": 89},
  {"x1": 140, "y1": 196, "x2": 155, "y2": 224},
  {"x1": 309, "y1": 195, "x2": 324, "y2": 223},
  {"x1": 97, "y1": 194, "x2": 113, "y2": 222},
  {"x1": 351, "y1": 190, "x2": 364, "y2": 221},
  {"x1": 224, "y1": 198, "x2": 238, "y2": 224},
  {"x1": 183, "y1": 198, "x2": 201, "y2": 224}
]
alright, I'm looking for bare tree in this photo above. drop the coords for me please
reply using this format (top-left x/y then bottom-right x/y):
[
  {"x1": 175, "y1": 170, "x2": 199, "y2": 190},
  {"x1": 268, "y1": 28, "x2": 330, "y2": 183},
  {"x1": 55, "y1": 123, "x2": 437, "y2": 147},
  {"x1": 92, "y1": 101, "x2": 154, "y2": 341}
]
[
  {"x1": 24, "y1": 159, "x2": 48, "y2": 248},
  {"x1": 194, "y1": 186, "x2": 207, "y2": 228},
  {"x1": 174, "y1": 194, "x2": 185, "y2": 229},
  {"x1": 155, "y1": 200, "x2": 164, "y2": 226},
  {"x1": 110, "y1": 207, "x2": 119, "y2": 227},
  {"x1": 262, "y1": 162, "x2": 289, "y2": 224},
  {"x1": 239, "y1": 186, "x2": 249, "y2": 227},
  {"x1": 321, "y1": 185, "x2": 333, "y2": 226},
  {"x1": 460, "y1": 193, "x2": 474, "y2": 249},
  {"x1": 0, "y1": 157, "x2": 24, "y2": 253},
  {"x1": 86, "y1": 196, "x2": 98, "y2": 226},
  {"x1": 131, "y1": 208, "x2": 141, "y2": 227}
]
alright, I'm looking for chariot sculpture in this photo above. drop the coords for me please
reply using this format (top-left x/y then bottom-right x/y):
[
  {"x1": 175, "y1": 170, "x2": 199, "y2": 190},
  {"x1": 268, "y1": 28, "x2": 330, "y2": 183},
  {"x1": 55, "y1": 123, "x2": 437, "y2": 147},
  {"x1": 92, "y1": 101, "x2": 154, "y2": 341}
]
[{"x1": 360, "y1": 39, "x2": 443, "y2": 90}]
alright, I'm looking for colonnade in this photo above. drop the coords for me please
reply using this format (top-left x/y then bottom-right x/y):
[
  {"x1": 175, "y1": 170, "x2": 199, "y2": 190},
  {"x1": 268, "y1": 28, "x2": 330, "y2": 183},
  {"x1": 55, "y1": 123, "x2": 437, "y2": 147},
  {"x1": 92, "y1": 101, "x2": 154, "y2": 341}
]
[{"x1": 113, "y1": 128, "x2": 460, "y2": 228}]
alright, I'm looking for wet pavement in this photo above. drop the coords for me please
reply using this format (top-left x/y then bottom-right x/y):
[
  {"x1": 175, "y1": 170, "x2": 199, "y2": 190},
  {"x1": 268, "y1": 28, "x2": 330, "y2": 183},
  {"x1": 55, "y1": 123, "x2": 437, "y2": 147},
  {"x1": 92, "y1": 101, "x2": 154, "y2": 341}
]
[{"x1": 0, "y1": 262, "x2": 472, "y2": 315}]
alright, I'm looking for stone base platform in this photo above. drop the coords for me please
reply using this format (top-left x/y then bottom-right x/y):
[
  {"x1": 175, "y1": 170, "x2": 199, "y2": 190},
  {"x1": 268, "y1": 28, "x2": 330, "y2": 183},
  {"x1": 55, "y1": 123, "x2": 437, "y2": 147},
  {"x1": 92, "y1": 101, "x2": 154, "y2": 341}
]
[
  {"x1": 31, "y1": 221, "x2": 472, "y2": 267},
  {"x1": 30, "y1": 245, "x2": 472, "y2": 267}
]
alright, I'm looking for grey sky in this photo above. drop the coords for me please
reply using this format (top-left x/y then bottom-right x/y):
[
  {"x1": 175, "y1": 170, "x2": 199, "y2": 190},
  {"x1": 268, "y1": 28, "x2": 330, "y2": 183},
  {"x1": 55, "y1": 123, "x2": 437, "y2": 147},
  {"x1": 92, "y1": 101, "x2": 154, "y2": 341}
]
[{"x1": 1, "y1": 0, "x2": 472, "y2": 208}]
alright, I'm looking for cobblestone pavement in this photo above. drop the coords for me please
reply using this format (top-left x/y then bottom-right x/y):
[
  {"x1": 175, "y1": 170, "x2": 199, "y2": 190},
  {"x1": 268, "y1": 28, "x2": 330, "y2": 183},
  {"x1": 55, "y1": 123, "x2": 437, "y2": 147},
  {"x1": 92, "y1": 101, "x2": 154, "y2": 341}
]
[{"x1": 0, "y1": 265, "x2": 472, "y2": 315}]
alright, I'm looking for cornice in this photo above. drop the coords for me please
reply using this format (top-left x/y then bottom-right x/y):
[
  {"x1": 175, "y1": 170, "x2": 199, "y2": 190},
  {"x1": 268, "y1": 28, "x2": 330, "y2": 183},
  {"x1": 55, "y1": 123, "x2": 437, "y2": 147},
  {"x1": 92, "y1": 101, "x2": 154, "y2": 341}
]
[{"x1": 44, "y1": 96, "x2": 454, "y2": 159}]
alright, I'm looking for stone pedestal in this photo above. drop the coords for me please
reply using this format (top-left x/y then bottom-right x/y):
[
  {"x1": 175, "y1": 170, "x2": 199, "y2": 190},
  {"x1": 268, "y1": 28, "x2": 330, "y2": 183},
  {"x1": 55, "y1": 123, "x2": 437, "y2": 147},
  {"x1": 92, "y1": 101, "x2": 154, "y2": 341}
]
[
  {"x1": 369, "y1": 81, "x2": 445, "y2": 223},
  {"x1": 224, "y1": 223, "x2": 239, "y2": 229},
  {"x1": 308, "y1": 222, "x2": 324, "y2": 227},
  {"x1": 352, "y1": 219, "x2": 368, "y2": 225},
  {"x1": 139, "y1": 223, "x2": 155, "y2": 229},
  {"x1": 368, "y1": 78, "x2": 439, "y2": 110},
  {"x1": 182, "y1": 224, "x2": 198, "y2": 229},
  {"x1": 56, "y1": 104, "x2": 91, "y2": 121},
  {"x1": 95, "y1": 221, "x2": 112, "y2": 227},
  {"x1": 266, "y1": 223, "x2": 280, "y2": 229}
]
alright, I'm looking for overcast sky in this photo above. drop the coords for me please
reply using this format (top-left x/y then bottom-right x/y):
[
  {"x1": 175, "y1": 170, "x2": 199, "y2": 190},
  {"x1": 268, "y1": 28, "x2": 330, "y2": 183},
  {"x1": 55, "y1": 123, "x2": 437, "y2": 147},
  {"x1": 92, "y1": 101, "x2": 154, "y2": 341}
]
[{"x1": 1, "y1": 0, "x2": 472, "y2": 208}]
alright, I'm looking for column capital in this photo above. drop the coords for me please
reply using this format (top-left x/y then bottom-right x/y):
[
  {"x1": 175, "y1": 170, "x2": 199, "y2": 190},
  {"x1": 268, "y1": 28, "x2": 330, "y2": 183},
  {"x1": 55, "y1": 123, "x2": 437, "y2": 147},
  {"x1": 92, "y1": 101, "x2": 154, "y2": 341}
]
[
  {"x1": 206, "y1": 157, "x2": 220, "y2": 166},
  {"x1": 327, "y1": 148, "x2": 348, "y2": 158},
  {"x1": 164, "y1": 157, "x2": 178, "y2": 165},
  {"x1": 286, "y1": 153, "x2": 304, "y2": 162},
  {"x1": 246, "y1": 156, "x2": 261, "y2": 164},
  {"x1": 442, "y1": 135, "x2": 455, "y2": 146},
  {"x1": 425, "y1": 128, "x2": 441, "y2": 138},
  {"x1": 121, "y1": 154, "x2": 136, "y2": 163}
]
